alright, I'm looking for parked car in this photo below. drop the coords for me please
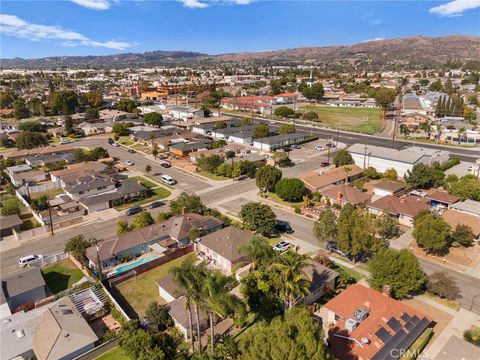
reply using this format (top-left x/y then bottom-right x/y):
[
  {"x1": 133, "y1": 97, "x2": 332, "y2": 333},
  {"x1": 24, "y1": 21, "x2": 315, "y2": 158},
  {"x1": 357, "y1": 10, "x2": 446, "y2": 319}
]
[
  {"x1": 128, "y1": 149, "x2": 136, "y2": 154},
  {"x1": 273, "y1": 240, "x2": 291, "y2": 252},
  {"x1": 320, "y1": 162, "x2": 330, "y2": 167},
  {"x1": 233, "y1": 175, "x2": 248, "y2": 181},
  {"x1": 112, "y1": 143, "x2": 120, "y2": 147},
  {"x1": 18, "y1": 254, "x2": 43, "y2": 267},
  {"x1": 161, "y1": 174, "x2": 177, "y2": 185},
  {"x1": 149, "y1": 201, "x2": 164, "y2": 209},
  {"x1": 315, "y1": 145, "x2": 325, "y2": 151},
  {"x1": 326, "y1": 143, "x2": 336, "y2": 148},
  {"x1": 160, "y1": 162, "x2": 171, "y2": 168},
  {"x1": 274, "y1": 220, "x2": 294, "y2": 234},
  {"x1": 276, "y1": 148, "x2": 286, "y2": 153},
  {"x1": 59, "y1": 140, "x2": 71, "y2": 145},
  {"x1": 107, "y1": 138, "x2": 114, "y2": 145},
  {"x1": 290, "y1": 144, "x2": 301, "y2": 149},
  {"x1": 326, "y1": 242, "x2": 346, "y2": 257},
  {"x1": 125, "y1": 160, "x2": 134, "y2": 166},
  {"x1": 152, "y1": 172, "x2": 162, "y2": 176},
  {"x1": 126, "y1": 206, "x2": 142, "y2": 216}
]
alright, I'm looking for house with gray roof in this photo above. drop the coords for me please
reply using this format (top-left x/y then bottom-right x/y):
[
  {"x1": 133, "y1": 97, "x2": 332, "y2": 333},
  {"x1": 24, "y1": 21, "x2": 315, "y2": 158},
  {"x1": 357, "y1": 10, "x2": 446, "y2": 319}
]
[{"x1": 253, "y1": 132, "x2": 311, "y2": 152}]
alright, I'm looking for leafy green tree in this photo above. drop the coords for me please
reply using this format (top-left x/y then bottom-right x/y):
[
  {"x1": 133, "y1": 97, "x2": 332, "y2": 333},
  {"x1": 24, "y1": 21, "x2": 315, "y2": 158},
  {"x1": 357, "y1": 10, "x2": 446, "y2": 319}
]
[
  {"x1": 85, "y1": 90, "x2": 103, "y2": 108},
  {"x1": 116, "y1": 220, "x2": 130, "y2": 235},
  {"x1": 0, "y1": 198, "x2": 22, "y2": 216},
  {"x1": 117, "y1": 98, "x2": 138, "y2": 113},
  {"x1": 302, "y1": 83, "x2": 324, "y2": 101},
  {"x1": 272, "y1": 152, "x2": 292, "y2": 167},
  {"x1": 255, "y1": 165, "x2": 282, "y2": 192},
  {"x1": 85, "y1": 108, "x2": 99, "y2": 121},
  {"x1": 239, "y1": 202, "x2": 276, "y2": 236},
  {"x1": 0, "y1": 134, "x2": 14, "y2": 148},
  {"x1": 451, "y1": 224, "x2": 475, "y2": 247},
  {"x1": 413, "y1": 213, "x2": 451, "y2": 254},
  {"x1": 18, "y1": 121, "x2": 44, "y2": 132},
  {"x1": 64, "y1": 235, "x2": 97, "y2": 267},
  {"x1": 130, "y1": 211, "x2": 154, "y2": 229},
  {"x1": 278, "y1": 124, "x2": 296, "y2": 135},
  {"x1": 145, "y1": 302, "x2": 173, "y2": 331},
  {"x1": 188, "y1": 227, "x2": 202, "y2": 242},
  {"x1": 15, "y1": 132, "x2": 49, "y2": 149},
  {"x1": 374, "y1": 88, "x2": 396, "y2": 109},
  {"x1": 152, "y1": 147, "x2": 158, "y2": 159},
  {"x1": 64, "y1": 115, "x2": 74, "y2": 134},
  {"x1": 368, "y1": 248, "x2": 425, "y2": 299},
  {"x1": 364, "y1": 167, "x2": 380, "y2": 179},
  {"x1": 112, "y1": 122, "x2": 132, "y2": 136},
  {"x1": 12, "y1": 99, "x2": 30, "y2": 119},
  {"x1": 145, "y1": 164, "x2": 152, "y2": 174},
  {"x1": 144, "y1": 112, "x2": 163, "y2": 127},
  {"x1": 225, "y1": 150, "x2": 236, "y2": 163},
  {"x1": 313, "y1": 208, "x2": 337, "y2": 244},
  {"x1": 197, "y1": 154, "x2": 223, "y2": 173},
  {"x1": 375, "y1": 210, "x2": 400, "y2": 241},
  {"x1": 170, "y1": 192, "x2": 205, "y2": 215},
  {"x1": 449, "y1": 176, "x2": 480, "y2": 201},
  {"x1": 406, "y1": 163, "x2": 435, "y2": 189},
  {"x1": 426, "y1": 272, "x2": 460, "y2": 300},
  {"x1": 50, "y1": 90, "x2": 79, "y2": 115},
  {"x1": 240, "y1": 236, "x2": 275, "y2": 269},
  {"x1": 274, "y1": 178, "x2": 305, "y2": 202},
  {"x1": 238, "y1": 160, "x2": 257, "y2": 178},
  {"x1": 333, "y1": 149, "x2": 353, "y2": 167},
  {"x1": 303, "y1": 111, "x2": 318, "y2": 121},
  {"x1": 214, "y1": 120, "x2": 227, "y2": 129},
  {"x1": 429, "y1": 79, "x2": 443, "y2": 92},
  {"x1": 253, "y1": 124, "x2": 270, "y2": 139},
  {"x1": 0, "y1": 91, "x2": 14, "y2": 108},
  {"x1": 238, "y1": 306, "x2": 330, "y2": 360},
  {"x1": 383, "y1": 168, "x2": 398, "y2": 181},
  {"x1": 30, "y1": 195, "x2": 49, "y2": 211},
  {"x1": 274, "y1": 106, "x2": 294, "y2": 118}
]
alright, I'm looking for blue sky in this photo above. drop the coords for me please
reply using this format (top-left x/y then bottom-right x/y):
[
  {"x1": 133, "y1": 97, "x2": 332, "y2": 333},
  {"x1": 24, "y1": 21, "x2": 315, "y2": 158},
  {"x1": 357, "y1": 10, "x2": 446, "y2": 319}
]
[{"x1": 1, "y1": 0, "x2": 479, "y2": 58}]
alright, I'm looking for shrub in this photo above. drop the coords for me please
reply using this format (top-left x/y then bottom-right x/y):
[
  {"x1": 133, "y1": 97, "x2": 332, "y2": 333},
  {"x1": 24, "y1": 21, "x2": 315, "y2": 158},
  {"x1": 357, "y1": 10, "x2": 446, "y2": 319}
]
[{"x1": 275, "y1": 178, "x2": 306, "y2": 202}]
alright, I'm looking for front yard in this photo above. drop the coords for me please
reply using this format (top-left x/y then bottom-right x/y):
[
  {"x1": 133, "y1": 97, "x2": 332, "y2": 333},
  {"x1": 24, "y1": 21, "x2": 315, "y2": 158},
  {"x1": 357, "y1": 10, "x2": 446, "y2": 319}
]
[
  {"x1": 113, "y1": 253, "x2": 195, "y2": 318},
  {"x1": 41, "y1": 259, "x2": 84, "y2": 294},
  {"x1": 114, "y1": 176, "x2": 171, "y2": 210}
]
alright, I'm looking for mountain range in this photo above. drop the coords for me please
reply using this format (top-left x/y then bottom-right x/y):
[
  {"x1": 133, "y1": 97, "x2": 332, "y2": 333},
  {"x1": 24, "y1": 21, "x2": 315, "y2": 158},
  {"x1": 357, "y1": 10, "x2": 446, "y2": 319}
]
[{"x1": 1, "y1": 35, "x2": 479, "y2": 70}]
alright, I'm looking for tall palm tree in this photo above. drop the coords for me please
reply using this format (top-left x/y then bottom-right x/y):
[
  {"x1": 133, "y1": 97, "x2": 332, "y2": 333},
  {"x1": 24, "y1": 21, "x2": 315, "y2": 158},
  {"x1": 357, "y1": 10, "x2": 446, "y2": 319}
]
[
  {"x1": 269, "y1": 251, "x2": 311, "y2": 308},
  {"x1": 457, "y1": 127, "x2": 466, "y2": 144},
  {"x1": 238, "y1": 236, "x2": 275, "y2": 269},
  {"x1": 343, "y1": 166, "x2": 352, "y2": 185}
]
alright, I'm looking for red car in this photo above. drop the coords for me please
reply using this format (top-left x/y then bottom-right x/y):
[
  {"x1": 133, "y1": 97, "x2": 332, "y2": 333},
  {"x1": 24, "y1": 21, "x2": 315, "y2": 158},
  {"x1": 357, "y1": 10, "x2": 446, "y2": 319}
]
[{"x1": 320, "y1": 162, "x2": 330, "y2": 167}]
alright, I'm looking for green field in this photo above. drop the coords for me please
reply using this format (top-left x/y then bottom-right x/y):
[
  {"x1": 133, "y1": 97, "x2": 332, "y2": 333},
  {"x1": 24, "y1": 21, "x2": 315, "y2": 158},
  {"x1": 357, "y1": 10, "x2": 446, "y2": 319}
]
[
  {"x1": 95, "y1": 347, "x2": 130, "y2": 360},
  {"x1": 300, "y1": 105, "x2": 382, "y2": 134},
  {"x1": 41, "y1": 259, "x2": 84, "y2": 294}
]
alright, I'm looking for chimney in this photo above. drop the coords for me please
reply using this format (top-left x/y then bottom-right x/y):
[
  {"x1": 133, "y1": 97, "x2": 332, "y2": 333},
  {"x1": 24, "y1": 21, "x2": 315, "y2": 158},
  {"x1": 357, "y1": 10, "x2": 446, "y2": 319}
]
[
  {"x1": 382, "y1": 285, "x2": 391, "y2": 297},
  {"x1": 336, "y1": 192, "x2": 343, "y2": 207},
  {"x1": 399, "y1": 198, "x2": 405, "y2": 204},
  {"x1": 182, "y1": 207, "x2": 187, "y2": 215}
]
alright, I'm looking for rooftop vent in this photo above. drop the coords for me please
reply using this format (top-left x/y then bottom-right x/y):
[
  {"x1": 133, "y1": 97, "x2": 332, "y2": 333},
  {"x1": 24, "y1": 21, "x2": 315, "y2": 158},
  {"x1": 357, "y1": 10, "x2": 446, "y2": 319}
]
[
  {"x1": 345, "y1": 318, "x2": 359, "y2": 333},
  {"x1": 354, "y1": 308, "x2": 370, "y2": 322},
  {"x1": 361, "y1": 337, "x2": 370, "y2": 345},
  {"x1": 16, "y1": 330, "x2": 25, "y2": 339}
]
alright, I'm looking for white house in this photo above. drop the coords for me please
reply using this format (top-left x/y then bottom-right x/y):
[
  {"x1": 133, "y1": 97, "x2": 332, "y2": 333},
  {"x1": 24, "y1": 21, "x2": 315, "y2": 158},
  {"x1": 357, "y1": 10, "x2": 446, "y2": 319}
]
[
  {"x1": 169, "y1": 106, "x2": 204, "y2": 121},
  {"x1": 253, "y1": 132, "x2": 311, "y2": 152}
]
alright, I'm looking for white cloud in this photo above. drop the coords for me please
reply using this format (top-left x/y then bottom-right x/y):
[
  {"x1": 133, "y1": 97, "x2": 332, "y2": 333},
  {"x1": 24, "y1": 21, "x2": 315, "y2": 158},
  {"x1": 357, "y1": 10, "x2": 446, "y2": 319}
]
[
  {"x1": 361, "y1": 37, "x2": 386, "y2": 43},
  {"x1": 429, "y1": 0, "x2": 480, "y2": 17},
  {"x1": 369, "y1": 18, "x2": 384, "y2": 26},
  {"x1": 70, "y1": 0, "x2": 112, "y2": 10},
  {"x1": 178, "y1": 0, "x2": 254, "y2": 9},
  {"x1": 0, "y1": 14, "x2": 131, "y2": 50}
]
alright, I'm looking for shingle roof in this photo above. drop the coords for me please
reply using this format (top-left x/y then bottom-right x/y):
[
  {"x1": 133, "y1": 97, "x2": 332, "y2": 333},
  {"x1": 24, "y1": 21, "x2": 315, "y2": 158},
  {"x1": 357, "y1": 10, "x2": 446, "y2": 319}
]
[
  {"x1": 305, "y1": 261, "x2": 339, "y2": 292},
  {"x1": 449, "y1": 199, "x2": 480, "y2": 216},
  {"x1": 155, "y1": 274, "x2": 185, "y2": 300},
  {"x1": 426, "y1": 189, "x2": 460, "y2": 205},
  {"x1": 198, "y1": 226, "x2": 252, "y2": 262},
  {"x1": 321, "y1": 184, "x2": 372, "y2": 205},
  {"x1": 299, "y1": 165, "x2": 363, "y2": 190},
  {"x1": 1, "y1": 267, "x2": 46, "y2": 299},
  {"x1": 374, "y1": 181, "x2": 406, "y2": 193},
  {"x1": 368, "y1": 195, "x2": 430, "y2": 218},
  {"x1": 0, "y1": 214, "x2": 23, "y2": 230}
]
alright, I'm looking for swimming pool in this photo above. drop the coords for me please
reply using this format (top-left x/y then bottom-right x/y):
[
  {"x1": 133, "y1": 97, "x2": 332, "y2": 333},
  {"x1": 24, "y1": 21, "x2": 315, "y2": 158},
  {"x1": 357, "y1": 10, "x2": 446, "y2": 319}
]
[{"x1": 115, "y1": 255, "x2": 160, "y2": 275}]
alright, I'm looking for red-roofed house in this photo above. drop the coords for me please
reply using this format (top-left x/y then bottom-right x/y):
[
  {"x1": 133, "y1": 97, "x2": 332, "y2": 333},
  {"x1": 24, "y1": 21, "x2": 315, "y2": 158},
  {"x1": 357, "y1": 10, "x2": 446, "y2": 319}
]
[
  {"x1": 274, "y1": 93, "x2": 298, "y2": 104},
  {"x1": 319, "y1": 284, "x2": 432, "y2": 360},
  {"x1": 368, "y1": 195, "x2": 430, "y2": 227}
]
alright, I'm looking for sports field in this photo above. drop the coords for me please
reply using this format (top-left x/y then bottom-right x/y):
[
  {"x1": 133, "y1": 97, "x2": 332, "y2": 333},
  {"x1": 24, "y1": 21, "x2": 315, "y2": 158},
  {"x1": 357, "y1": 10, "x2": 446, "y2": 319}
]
[{"x1": 300, "y1": 105, "x2": 382, "y2": 134}]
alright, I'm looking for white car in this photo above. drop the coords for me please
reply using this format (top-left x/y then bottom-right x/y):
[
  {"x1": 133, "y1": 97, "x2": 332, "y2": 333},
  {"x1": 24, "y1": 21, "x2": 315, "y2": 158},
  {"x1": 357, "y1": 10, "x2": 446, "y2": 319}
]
[
  {"x1": 18, "y1": 254, "x2": 43, "y2": 267},
  {"x1": 59, "y1": 140, "x2": 71, "y2": 145},
  {"x1": 315, "y1": 145, "x2": 326, "y2": 151},
  {"x1": 161, "y1": 174, "x2": 177, "y2": 185},
  {"x1": 125, "y1": 160, "x2": 134, "y2": 166},
  {"x1": 112, "y1": 142, "x2": 120, "y2": 147},
  {"x1": 273, "y1": 240, "x2": 291, "y2": 252}
]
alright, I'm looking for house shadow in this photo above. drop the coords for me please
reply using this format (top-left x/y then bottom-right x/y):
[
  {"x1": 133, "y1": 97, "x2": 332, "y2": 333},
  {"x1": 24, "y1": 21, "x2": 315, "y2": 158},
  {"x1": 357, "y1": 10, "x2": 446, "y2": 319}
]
[
  {"x1": 42, "y1": 271, "x2": 72, "y2": 295},
  {"x1": 108, "y1": 286, "x2": 140, "y2": 320}
]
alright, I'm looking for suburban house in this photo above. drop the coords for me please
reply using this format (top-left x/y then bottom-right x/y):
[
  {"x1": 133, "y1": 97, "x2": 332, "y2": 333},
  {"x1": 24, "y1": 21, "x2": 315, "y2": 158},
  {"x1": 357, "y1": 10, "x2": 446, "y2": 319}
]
[
  {"x1": 39, "y1": 195, "x2": 86, "y2": 228},
  {"x1": 169, "y1": 140, "x2": 210, "y2": 157},
  {"x1": 156, "y1": 274, "x2": 185, "y2": 303},
  {"x1": 0, "y1": 214, "x2": 23, "y2": 238},
  {"x1": 24, "y1": 152, "x2": 75, "y2": 168},
  {"x1": 220, "y1": 96, "x2": 274, "y2": 115},
  {"x1": 169, "y1": 106, "x2": 204, "y2": 120},
  {"x1": 5, "y1": 164, "x2": 32, "y2": 183},
  {"x1": 78, "y1": 122, "x2": 113, "y2": 135},
  {"x1": 9, "y1": 170, "x2": 49, "y2": 187},
  {"x1": 368, "y1": 195, "x2": 430, "y2": 227},
  {"x1": 1, "y1": 267, "x2": 47, "y2": 316},
  {"x1": 426, "y1": 189, "x2": 460, "y2": 209},
  {"x1": 319, "y1": 284, "x2": 432, "y2": 360},
  {"x1": 63, "y1": 174, "x2": 117, "y2": 201},
  {"x1": 348, "y1": 143, "x2": 450, "y2": 177},
  {"x1": 298, "y1": 261, "x2": 339, "y2": 306},
  {"x1": 195, "y1": 226, "x2": 253, "y2": 276},
  {"x1": 298, "y1": 165, "x2": 364, "y2": 193},
  {"x1": 320, "y1": 184, "x2": 372, "y2": 208},
  {"x1": 85, "y1": 212, "x2": 223, "y2": 270},
  {"x1": 253, "y1": 132, "x2": 311, "y2": 152},
  {"x1": 210, "y1": 125, "x2": 255, "y2": 145},
  {"x1": 442, "y1": 209, "x2": 480, "y2": 241},
  {"x1": 274, "y1": 92, "x2": 298, "y2": 104},
  {"x1": 401, "y1": 113, "x2": 430, "y2": 130},
  {"x1": 1, "y1": 145, "x2": 75, "y2": 161},
  {"x1": 372, "y1": 181, "x2": 406, "y2": 198},
  {"x1": 50, "y1": 162, "x2": 109, "y2": 186},
  {"x1": 449, "y1": 199, "x2": 480, "y2": 217}
]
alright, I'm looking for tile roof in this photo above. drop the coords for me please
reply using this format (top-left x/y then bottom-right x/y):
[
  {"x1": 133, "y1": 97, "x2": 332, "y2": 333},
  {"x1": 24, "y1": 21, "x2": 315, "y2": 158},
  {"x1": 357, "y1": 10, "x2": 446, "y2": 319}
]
[
  {"x1": 298, "y1": 165, "x2": 363, "y2": 190},
  {"x1": 442, "y1": 209, "x2": 480, "y2": 236},
  {"x1": 321, "y1": 184, "x2": 372, "y2": 205},
  {"x1": 368, "y1": 195, "x2": 430, "y2": 218},
  {"x1": 198, "y1": 226, "x2": 252, "y2": 262},
  {"x1": 324, "y1": 284, "x2": 431, "y2": 360}
]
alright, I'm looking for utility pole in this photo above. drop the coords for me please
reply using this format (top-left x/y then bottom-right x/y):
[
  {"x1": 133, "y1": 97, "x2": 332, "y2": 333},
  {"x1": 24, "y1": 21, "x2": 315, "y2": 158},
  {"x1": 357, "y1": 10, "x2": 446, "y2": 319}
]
[
  {"x1": 391, "y1": 116, "x2": 398, "y2": 148},
  {"x1": 327, "y1": 145, "x2": 331, "y2": 164},
  {"x1": 335, "y1": 129, "x2": 340, "y2": 148},
  {"x1": 363, "y1": 144, "x2": 368, "y2": 169},
  {"x1": 48, "y1": 199, "x2": 54, "y2": 236}
]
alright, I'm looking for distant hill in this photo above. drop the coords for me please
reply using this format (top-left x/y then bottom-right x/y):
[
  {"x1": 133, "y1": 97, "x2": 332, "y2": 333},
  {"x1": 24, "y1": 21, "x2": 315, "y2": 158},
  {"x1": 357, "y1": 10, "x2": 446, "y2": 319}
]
[{"x1": 2, "y1": 35, "x2": 479, "y2": 69}]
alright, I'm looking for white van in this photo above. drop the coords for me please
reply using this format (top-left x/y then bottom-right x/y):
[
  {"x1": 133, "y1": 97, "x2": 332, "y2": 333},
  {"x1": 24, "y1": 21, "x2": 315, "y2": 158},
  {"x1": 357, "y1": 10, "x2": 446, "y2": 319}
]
[
  {"x1": 161, "y1": 175, "x2": 177, "y2": 185},
  {"x1": 18, "y1": 254, "x2": 43, "y2": 267}
]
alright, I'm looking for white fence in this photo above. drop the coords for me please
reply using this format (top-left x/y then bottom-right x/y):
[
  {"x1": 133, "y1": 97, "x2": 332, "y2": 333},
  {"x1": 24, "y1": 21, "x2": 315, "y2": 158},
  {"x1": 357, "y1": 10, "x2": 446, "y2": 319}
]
[
  {"x1": 29, "y1": 252, "x2": 68, "y2": 267},
  {"x1": 18, "y1": 182, "x2": 60, "y2": 195}
]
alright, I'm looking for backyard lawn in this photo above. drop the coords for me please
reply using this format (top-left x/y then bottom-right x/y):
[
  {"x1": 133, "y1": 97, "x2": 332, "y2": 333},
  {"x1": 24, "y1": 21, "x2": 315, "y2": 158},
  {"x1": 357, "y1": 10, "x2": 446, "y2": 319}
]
[
  {"x1": 30, "y1": 187, "x2": 64, "y2": 199},
  {"x1": 114, "y1": 253, "x2": 195, "y2": 318},
  {"x1": 41, "y1": 259, "x2": 84, "y2": 294},
  {"x1": 300, "y1": 105, "x2": 382, "y2": 134},
  {"x1": 95, "y1": 346, "x2": 129, "y2": 360}
]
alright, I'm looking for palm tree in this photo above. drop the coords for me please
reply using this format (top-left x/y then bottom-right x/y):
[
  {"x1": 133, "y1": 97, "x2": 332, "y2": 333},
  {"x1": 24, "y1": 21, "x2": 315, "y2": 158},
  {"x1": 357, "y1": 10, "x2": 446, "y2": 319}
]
[
  {"x1": 457, "y1": 127, "x2": 466, "y2": 144},
  {"x1": 239, "y1": 236, "x2": 275, "y2": 269},
  {"x1": 269, "y1": 251, "x2": 311, "y2": 308},
  {"x1": 343, "y1": 165, "x2": 352, "y2": 185}
]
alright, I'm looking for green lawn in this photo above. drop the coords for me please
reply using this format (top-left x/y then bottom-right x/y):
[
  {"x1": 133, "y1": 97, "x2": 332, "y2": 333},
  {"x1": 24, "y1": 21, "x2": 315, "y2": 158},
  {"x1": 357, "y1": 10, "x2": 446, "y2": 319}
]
[
  {"x1": 41, "y1": 259, "x2": 84, "y2": 294},
  {"x1": 114, "y1": 187, "x2": 171, "y2": 210},
  {"x1": 114, "y1": 253, "x2": 195, "y2": 318},
  {"x1": 266, "y1": 192, "x2": 303, "y2": 208},
  {"x1": 95, "y1": 347, "x2": 130, "y2": 360},
  {"x1": 119, "y1": 137, "x2": 134, "y2": 146},
  {"x1": 197, "y1": 170, "x2": 231, "y2": 181},
  {"x1": 300, "y1": 105, "x2": 382, "y2": 134},
  {"x1": 30, "y1": 187, "x2": 64, "y2": 199},
  {"x1": 129, "y1": 176, "x2": 158, "y2": 189},
  {"x1": 334, "y1": 263, "x2": 365, "y2": 282}
]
